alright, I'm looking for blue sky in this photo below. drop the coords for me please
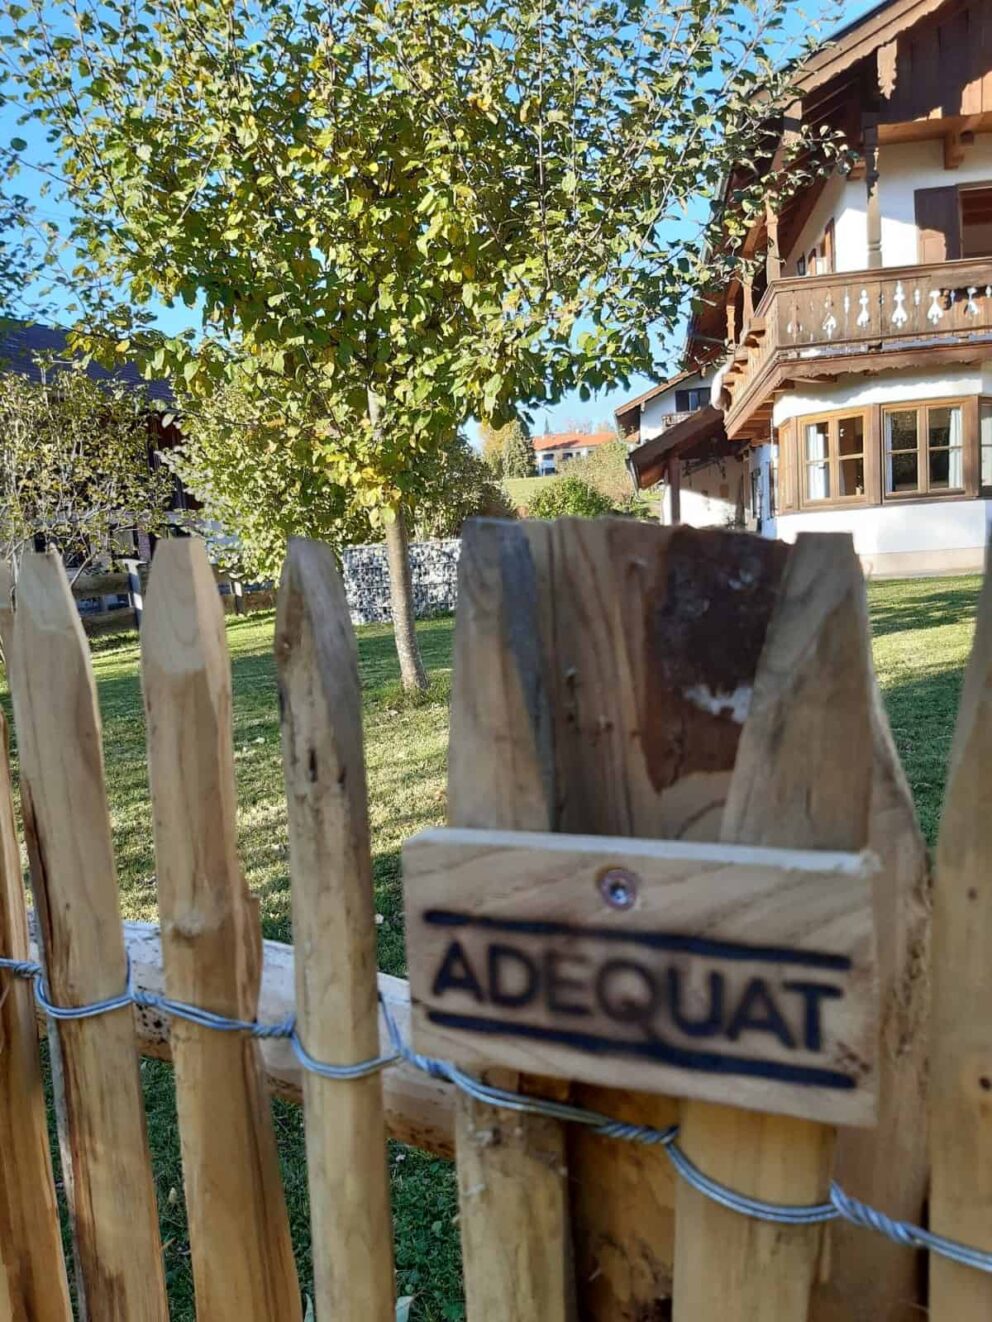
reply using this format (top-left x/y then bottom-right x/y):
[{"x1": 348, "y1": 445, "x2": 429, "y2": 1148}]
[{"x1": 2, "y1": 0, "x2": 878, "y2": 440}]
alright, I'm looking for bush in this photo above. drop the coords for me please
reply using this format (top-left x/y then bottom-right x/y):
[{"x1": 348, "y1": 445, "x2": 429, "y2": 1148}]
[
  {"x1": 525, "y1": 473, "x2": 615, "y2": 519},
  {"x1": 566, "y1": 439, "x2": 654, "y2": 517}
]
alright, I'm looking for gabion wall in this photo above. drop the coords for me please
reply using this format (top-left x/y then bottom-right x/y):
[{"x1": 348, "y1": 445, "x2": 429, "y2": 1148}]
[{"x1": 341, "y1": 538, "x2": 461, "y2": 625}]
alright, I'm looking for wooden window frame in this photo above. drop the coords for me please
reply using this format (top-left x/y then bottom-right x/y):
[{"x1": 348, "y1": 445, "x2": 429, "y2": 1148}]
[
  {"x1": 980, "y1": 397, "x2": 992, "y2": 493},
  {"x1": 881, "y1": 398, "x2": 972, "y2": 502},
  {"x1": 959, "y1": 183, "x2": 992, "y2": 261},
  {"x1": 798, "y1": 408, "x2": 871, "y2": 510}
]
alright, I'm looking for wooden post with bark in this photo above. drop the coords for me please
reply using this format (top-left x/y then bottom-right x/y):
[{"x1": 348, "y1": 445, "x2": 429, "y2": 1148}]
[
  {"x1": 10, "y1": 551, "x2": 168, "y2": 1322},
  {"x1": 141, "y1": 539, "x2": 300, "y2": 1320},
  {"x1": 276, "y1": 538, "x2": 395, "y2": 1320},
  {"x1": 0, "y1": 709, "x2": 72, "y2": 1321},
  {"x1": 930, "y1": 546, "x2": 992, "y2": 1320},
  {"x1": 673, "y1": 534, "x2": 873, "y2": 1322},
  {"x1": 445, "y1": 519, "x2": 575, "y2": 1320}
]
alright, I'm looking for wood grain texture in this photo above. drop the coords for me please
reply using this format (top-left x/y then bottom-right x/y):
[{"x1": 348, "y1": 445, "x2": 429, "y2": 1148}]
[
  {"x1": 447, "y1": 519, "x2": 575, "y2": 1322},
  {"x1": 532, "y1": 518, "x2": 790, "y2": 1317},
  {"x1": 141, "y1": 538, "x2": 300, "y2": 1321},
  {"x1": 10, "y1": 551, "x2": 167, "y2": 1321},
  {"x1": 930, "y1": 543, "x2": 992, "y2": 1320},
  {"x1": 0, "y1": 709, "x2": 72, "y2": 1322},
  {"x1": 276, "y1": 538, "x2": 394, "y2": 1321},
  {"x1": 405, "y1": 828, "x2": 878, "y2": 1124},
  {"x1": 674, "y1": 532, "x2": 874, "y2": 1322},
  {"x1": 814, "y1": 673, "x2": 930, "y2": 1322}
]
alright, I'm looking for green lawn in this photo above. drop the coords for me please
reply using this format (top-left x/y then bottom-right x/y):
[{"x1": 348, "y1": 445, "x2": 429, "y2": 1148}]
[
  {"x1": 0, "y1": 573, "x2": 983, "y2": 1318},
  {"x1": 502, "y1": 474, "x2": 551, "y2": 510}
]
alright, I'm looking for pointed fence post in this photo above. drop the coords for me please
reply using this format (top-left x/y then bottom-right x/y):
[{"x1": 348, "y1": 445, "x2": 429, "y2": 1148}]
[
  {"x1": 141, "y1": 538, "x2": 300, "y2": 1320},
  {"x1": 275, "y1": 538, "x2": 395, "y2": 1321},
  {"x1": 10, "y1": 551, "x2": 168, "y2": 1321},
  {"x1": 0, "y1": 709, "x2": 72, "y2": 1321},
  {"x1": 673, "y1": 533, "x2": 874, "y2": 1322},
  {"x1": 817, "y1": 676, "x2": 930, "y2": 1322},
  {"x1": 446, "y1": 519, "x2": 576, "y2": 1320},
  {"x1": 930, "y1": 545, "x2": 992, "y2": 1319}
]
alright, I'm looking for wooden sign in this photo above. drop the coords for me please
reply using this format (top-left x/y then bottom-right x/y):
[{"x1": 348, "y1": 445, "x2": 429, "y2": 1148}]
[{"x1": 403, "y1": 828, "x2": 879, "y2": 1127}]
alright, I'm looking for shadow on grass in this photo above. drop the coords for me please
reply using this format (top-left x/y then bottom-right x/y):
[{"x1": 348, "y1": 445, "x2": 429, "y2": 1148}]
[{"x1": 867, "y1": 576, "x2": 981, "y2": 639}]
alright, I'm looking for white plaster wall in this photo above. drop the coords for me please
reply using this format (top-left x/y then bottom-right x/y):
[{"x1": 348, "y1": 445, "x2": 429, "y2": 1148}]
[
  {"x1": 659, "y1": 454, "x2": 744, "y2": 528},
  {"x1": 772, "y1": 498, "x2": 991, "y2": 556},
  {"x1": 771, "y1": 364, "x2": 992, "y2": 428},
  {"x1": 661, "y1": 486, "x2": 739, "y2": 528},
  {"x1": 879, "y1": 134, "x2": 992, "y2": 267},
  {"x1": 639, "y1": 370, "x2": 714, "y2": 441},
  {"x1": 783, "y1": 172, "x2": 868, "y2": 275}
]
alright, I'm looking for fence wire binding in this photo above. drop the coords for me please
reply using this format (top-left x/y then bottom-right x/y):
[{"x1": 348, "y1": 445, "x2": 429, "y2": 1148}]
[{"x1": 3, "y1": 952, "x2": 986, "y2": 1275}]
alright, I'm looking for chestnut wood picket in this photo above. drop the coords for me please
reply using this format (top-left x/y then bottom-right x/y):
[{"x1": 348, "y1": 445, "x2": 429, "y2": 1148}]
[{"x1": 0, "y1": 519, "x2": 986, "y2": 1322}]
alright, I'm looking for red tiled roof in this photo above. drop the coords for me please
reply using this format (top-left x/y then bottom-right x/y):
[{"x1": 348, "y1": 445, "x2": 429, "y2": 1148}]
[{"x1": 533, "y1": 429, "x2": 616, "y2": 453}]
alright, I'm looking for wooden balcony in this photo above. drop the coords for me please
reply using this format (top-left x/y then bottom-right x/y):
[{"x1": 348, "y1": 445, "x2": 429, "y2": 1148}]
[{"x1": 723, "y1": 258, "x2": 992, "y2": 440}]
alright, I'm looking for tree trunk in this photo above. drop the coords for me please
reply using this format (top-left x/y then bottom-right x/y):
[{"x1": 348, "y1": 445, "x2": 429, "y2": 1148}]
[
  {"x1": 366, "y1": 383, "x2": 428, "y2": 692},
  {"x1": 384, "y1": 507, "x2": 428, "y2": 692}
]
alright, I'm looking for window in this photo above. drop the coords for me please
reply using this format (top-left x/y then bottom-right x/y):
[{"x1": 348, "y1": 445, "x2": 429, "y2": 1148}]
[
  {"x1": 883, "y1": 403, "x2": 964, "y2": 497},
  {"x1": 821, "y1": 219, "x2": 835, "y2": 275},
  {"x1": 961, "y1": 186, "x2": 992, "y2": 259},
  {"x1": 802, "y1": 413, "x2": 866, "y2": 504},
  {"x1": 769, "y1": 448, "x2": 778, "y2": 518},
  {"x1": 749, "y1": 468, "x2": 762, "y2": 523},
  {"x1": 982, "y1": 399, "x2": 992, "y2": 488},
  {"x1": 674, "y1": 387, "x2": 707, "y2": 413}
]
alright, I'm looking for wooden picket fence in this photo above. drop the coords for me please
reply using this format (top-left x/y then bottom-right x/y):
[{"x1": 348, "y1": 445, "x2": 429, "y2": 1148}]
[{"x1": 0, "y1": 517, "x2": 988, "y2": 1321}]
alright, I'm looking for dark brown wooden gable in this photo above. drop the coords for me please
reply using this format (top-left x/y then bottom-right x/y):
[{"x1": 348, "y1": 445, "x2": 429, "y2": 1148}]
[{"x1": 881, "y1": 0, "x2": 992, "y2": 122}]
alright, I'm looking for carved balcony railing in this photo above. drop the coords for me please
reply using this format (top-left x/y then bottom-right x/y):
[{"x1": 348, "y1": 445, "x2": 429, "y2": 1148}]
[{"x1": 723, "y1": 258, "x2": 992, "y2": 438}]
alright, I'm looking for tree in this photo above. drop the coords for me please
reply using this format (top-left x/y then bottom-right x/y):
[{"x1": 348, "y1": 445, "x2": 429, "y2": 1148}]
[
  {"x1": 0, "y1": 361, "x2": 172, "y2": 571},
  {"x1": 168, "y1": 383, "x2": 512, "y2": 576},
  {"x1": 480, "y1": 417, "x2": 533, "y2": 479},
  {"x1": 3, "y1": 0, "x2": 838, "y2": 687}
]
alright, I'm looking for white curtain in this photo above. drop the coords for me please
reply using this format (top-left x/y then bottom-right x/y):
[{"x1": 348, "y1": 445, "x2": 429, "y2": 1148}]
[
  {"x1": 805, "y1": 425, "x2": 828, "y2": 500},
  {"x1": 947, "y1": 407, "x2": 963, "y2": 488}
]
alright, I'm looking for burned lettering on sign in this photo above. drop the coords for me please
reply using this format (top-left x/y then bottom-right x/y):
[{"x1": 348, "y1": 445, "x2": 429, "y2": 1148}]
[{"x1": 423, "y1": 910, "x2": 858, "y2": 1091}]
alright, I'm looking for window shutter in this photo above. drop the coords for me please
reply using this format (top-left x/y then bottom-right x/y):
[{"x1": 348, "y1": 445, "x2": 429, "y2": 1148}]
[
  {"x1": 915, "y1": 186, "x2": 961, "y2": 262},
  {"x1": 776, "y1": 422, "x2": 798, "y2": 512}
]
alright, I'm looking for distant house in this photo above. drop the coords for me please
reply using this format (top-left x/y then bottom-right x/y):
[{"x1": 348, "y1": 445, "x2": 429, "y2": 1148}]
[
  {"x1": 533, "y1": 428, "x2": 618, "y2": 476},
  {"x1": 615, "y1": 370, "x2": 744, "y2": 528},
  {"x1": 620, "y1": 0, "x2": 992, "y2": 576}
]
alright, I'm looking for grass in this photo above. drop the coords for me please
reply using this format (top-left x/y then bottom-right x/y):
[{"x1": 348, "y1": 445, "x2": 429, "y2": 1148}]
[
  {"x1": 502, "y1": 474, "x2": 551, "y2": 510},
  {"x1": 0, "y1": 573, "x2": 983, "y2": 1317}
]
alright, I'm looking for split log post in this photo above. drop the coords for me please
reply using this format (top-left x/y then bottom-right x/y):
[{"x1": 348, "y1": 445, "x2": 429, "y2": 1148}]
[
  {"x1": 276, "y1": 538, "x2": 394, "y2": 1320},
  {"x1": 531, "y1": 518, "x2": 790, "y2": 1316},
  {"x1": 0, "y1": 709, "x2": 72, "y2": 1321},
  {"x1": 10, "y1": 551, "x2": 168, "y2": 1321},
  {"x1": 930, "y1": 546, "x2": 992, "y2": 1319},
  {"x1": 673, "y1": 533, "x2": 874, "y2": 1321},
  {"x1": 141, "y1": 538, "x2": 300, "y2": 1320},
  {"x1": 815, "y1": 674, "x2": 930, "y2": 1322},
  {"x1": 445, "y1": 519, "x2": 576, "y2": 1320}
]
